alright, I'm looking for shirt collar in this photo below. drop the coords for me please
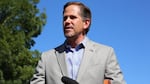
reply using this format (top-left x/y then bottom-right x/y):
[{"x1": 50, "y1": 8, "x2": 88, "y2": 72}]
[{"x1": 64, "y1": 36, "x2": 88, "y2": 51}]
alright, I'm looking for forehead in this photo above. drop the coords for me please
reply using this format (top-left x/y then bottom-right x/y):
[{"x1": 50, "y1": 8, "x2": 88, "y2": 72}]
[{"x1": 64, "y1": 5, "x2": 81, "y2": 15}]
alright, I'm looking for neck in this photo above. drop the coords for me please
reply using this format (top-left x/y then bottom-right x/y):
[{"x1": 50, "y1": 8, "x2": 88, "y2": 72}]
[{"x1": 66, "y1": 35, "x2": 85, "y2": 48}]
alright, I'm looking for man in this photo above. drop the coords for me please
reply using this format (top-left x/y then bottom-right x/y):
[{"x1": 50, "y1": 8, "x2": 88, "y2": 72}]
[{"x1": 30, "y1": 1, "x2": 126, "y2": 84}]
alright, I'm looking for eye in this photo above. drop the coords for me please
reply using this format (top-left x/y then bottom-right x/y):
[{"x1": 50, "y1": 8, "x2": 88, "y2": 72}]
[
  {"x1": 63, "y1": 16, "x2": 67, "y2": 21},
  {"x1": 63, "y1": 15, "x2": 77, "y2": 21},
  {"x1": 70, "y1": 15, "x2": 77, "y2": 19}
]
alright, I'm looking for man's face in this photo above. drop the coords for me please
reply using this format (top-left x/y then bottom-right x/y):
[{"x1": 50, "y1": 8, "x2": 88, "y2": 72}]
[{"x1": 63, "y1": 5, "x2": 87, "y2": 38}]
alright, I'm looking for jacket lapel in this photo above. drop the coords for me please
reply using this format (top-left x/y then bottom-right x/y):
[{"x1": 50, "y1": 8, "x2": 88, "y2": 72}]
[
  {"x1": 77, "y1": 39, "x2": 94, "y2": 81},
  {"x1": 55, "y1": 44, "x2": 68, "y2": 77}
]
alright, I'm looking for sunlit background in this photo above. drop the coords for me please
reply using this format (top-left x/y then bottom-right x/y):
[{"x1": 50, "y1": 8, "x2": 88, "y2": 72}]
[{"x1": 32, "y1": 0, "x2": 150, "y2": 84}]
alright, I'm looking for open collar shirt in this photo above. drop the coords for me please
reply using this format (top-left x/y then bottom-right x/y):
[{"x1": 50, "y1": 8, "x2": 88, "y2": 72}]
[{"x1": 65, "y1": 37, "x2": 88, "y2": 80}]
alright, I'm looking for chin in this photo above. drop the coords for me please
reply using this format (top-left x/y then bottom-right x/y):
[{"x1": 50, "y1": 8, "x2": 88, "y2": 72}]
[
  {"x1": 64, "y1": 32, "x2": 71, "y2": 36},
  {"x1": 64, "y1": 34, "x2": 74, "y2": 38},
  {"x1": 65, "y1": 35, "x2": 73, "y2": 38}
]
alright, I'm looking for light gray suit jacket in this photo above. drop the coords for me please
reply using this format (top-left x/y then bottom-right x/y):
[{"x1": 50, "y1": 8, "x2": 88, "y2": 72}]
[{"x1": 30, "y1": 39, "x2": 126, "y2": 84}]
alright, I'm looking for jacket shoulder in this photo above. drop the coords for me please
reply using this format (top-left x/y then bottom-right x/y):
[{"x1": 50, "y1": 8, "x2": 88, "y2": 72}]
[{"x1": 88, "y1": 40, "x2": 113, "y2": 50}]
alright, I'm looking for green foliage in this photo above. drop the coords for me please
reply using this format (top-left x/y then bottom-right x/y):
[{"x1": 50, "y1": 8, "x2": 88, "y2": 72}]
[{"x1": 0, "y1": 0, "x2": 46, "y2": 83}]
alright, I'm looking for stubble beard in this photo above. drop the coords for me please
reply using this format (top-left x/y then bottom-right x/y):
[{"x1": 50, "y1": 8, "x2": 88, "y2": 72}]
[{"x1": 64, "y1": 31, "x2": 75, "y2": 39}]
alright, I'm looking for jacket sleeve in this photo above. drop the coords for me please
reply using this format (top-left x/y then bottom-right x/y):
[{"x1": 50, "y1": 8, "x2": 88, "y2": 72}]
[
  {"x1": 105, "y1": 48, "x2": 126, "y2": 84},
  {"x1": 30, "y1": 54, "x2": 45, "y2": 84}
]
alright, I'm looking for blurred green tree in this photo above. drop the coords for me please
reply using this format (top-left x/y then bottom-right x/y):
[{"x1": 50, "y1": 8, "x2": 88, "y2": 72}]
[{"x1": 0, "y1": 0, "x2": 46, "y2": 83}]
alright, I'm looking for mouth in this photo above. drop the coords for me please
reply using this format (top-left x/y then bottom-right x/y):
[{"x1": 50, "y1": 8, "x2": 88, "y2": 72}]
[{"x1": 64, "y1": 26, "x2": 73, "y2": 31}]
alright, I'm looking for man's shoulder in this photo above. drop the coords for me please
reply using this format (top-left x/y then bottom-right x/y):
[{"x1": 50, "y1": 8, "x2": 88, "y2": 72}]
[
  {"x1": 42, "y1": 43, "x2": 65, "y2": 54},
  {"x1": 88, "y1": 39, "x2": 114, "y2": 50},
  {"x1": 41, "y1": 49, "x2": 55, "y2": 56},
  {"x1": 89, "y1": 39, "x2": 112, "y2": 47}
]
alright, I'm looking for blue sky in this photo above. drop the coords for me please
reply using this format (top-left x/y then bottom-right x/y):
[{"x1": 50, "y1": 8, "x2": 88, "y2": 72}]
[{"x1": 32, "y1": 0, "x2": 150, "y2": 84}]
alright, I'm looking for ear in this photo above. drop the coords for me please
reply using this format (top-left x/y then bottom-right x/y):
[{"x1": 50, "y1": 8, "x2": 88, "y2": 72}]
[{"x1": 83, "y1": 19, "x2": 90, "y2": 30}]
